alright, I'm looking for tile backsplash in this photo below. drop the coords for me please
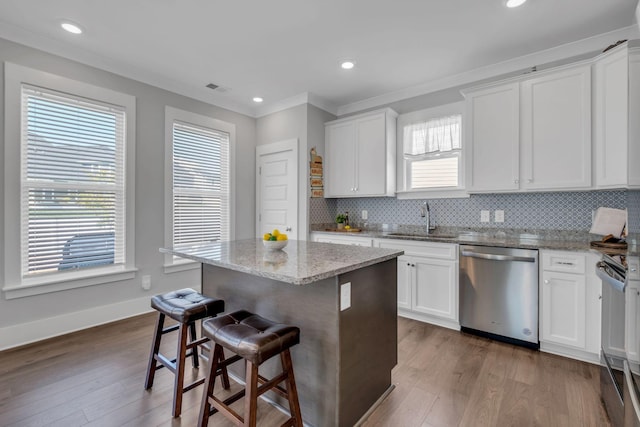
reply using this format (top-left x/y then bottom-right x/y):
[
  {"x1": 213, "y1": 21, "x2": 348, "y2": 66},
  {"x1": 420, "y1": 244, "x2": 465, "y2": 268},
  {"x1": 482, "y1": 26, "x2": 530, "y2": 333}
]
[{"x1": 310, "y1": 190, "x2": 635, "y2": 232}]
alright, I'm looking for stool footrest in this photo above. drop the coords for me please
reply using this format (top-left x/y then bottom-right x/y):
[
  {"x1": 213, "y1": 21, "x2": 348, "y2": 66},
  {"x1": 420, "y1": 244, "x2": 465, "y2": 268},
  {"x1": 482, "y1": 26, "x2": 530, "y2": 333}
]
[
  {"x1": 183, "y1": 378, "x2": 206, "y2": 393},
  {"x1": 186, "y1": 336, "x2": 208, "y2": 350},
  {"x1": 258, "y1": 374, "x2": 288, "y2": 399},
  {"x1": 162, "y1": 324, "x2": 180, "y2": 334}
]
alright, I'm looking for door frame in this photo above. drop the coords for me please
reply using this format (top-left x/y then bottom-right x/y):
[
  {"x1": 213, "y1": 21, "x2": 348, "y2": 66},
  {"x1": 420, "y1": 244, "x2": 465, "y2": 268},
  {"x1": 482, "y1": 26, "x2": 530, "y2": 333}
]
[{"x1": 256, "y1": 139, "x2": 299, "y2": 240}]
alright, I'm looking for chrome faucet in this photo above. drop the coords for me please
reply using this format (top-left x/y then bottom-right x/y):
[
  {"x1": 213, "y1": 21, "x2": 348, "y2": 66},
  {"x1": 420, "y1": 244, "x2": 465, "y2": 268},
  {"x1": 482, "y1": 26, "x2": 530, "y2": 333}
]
[{"x1": 420, "y1": 201, "x2": 432, "y2": 234}]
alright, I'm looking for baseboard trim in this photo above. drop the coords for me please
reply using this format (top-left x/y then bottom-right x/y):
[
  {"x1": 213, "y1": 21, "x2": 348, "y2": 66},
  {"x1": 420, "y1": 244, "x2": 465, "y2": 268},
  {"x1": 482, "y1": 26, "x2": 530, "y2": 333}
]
[
  {"x1": 0, "y1": 296, "x2": 153, "y2": 351},
  {"x1": 540, "y1": 341, "x2": 601, "y2": 365},
  {"x1": 398, "y1": 310, "x2": 461, "y2": 331}
]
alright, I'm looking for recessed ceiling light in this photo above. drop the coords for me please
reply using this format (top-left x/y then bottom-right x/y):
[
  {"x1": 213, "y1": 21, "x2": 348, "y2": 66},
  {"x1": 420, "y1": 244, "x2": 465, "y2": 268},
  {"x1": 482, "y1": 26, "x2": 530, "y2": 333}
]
[
  {"x1": 505, "y1": 0, "x2": 527, "y2": 8},
  {"x1": 61, "y1": 21, "x2": 83, "y2": 34},
  {"x1": 341, "y1": 61, "x2": 355, "y2": 70},
  {"x1": 253, "y1": 97, "x2": 263, "y2": 103}
]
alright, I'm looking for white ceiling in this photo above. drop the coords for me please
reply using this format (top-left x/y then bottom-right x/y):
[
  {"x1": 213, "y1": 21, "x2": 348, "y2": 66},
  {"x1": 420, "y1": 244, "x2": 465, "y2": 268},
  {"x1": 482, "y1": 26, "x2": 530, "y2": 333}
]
[{"x1": 0, "y1": 0, "x2": 639, "y2": 117}]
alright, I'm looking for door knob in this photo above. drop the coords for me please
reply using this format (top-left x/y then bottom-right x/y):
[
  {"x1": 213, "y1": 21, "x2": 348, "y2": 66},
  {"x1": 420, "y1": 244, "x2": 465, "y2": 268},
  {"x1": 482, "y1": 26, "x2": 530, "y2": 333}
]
[{"x1": 285, "y1": 227, "x2": 292, "y2": 231}]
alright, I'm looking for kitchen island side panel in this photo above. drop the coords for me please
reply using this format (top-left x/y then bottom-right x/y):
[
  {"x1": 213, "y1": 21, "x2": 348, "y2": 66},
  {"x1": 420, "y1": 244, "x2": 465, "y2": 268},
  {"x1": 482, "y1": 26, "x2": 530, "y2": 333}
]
[
  {"x1": 202, "y1": 264, "x2": 340, "y2": 427},
  {"x1": 338, "y1": 258, "x2": 398, "y2": 427}
]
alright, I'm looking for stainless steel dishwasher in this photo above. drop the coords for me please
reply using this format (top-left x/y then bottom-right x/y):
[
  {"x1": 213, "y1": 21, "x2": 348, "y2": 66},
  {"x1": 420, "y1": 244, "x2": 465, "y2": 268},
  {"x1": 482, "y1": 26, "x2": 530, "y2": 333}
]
[{"x1": 459, "y1": 245, "x2": 539, "y2": 348}]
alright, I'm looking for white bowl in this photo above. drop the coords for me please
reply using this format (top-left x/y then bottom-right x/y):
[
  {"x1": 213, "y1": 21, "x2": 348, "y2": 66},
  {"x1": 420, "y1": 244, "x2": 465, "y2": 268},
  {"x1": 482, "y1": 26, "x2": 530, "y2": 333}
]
[{"x1": 263, "y1": 239, "x2": 288, "y2": 251}]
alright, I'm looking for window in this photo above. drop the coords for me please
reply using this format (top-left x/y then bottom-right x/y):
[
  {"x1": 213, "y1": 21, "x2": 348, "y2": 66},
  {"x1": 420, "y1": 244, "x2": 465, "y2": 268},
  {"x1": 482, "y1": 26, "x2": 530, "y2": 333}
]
[
  {"x1": 397, "y1": 103, "x2": 466, "y2": 198},
  {"x1": 4, "y1": 63, "x2": 136, "y2": 298},
  {"x1": 22, "y1": 87, "x2": 125, "y2": 274},
  {"x1": 164, "y1": 107, "x2": 235, "y2": 270}
]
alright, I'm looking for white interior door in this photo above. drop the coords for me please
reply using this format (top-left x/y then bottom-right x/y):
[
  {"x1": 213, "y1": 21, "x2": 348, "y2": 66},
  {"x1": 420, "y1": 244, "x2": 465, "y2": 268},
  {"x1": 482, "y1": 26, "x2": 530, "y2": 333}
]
[{"x1": 256, "y1": 139, "x2": 298, "y2": 239}]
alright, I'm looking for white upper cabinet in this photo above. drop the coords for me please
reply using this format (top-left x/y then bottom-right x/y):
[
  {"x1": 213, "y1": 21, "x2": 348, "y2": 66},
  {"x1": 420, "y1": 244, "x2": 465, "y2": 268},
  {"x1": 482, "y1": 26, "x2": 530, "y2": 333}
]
[
  {"x1": 520, "y1": 65, "x2": 592, "y2": 190},
  {"x1": 325, "y1": 108, "x2": 397, "y2": 198},
  {"x1": 463, "y1": 63, "x2": 593, "y2": 193},
  {"x1": 464, "y1": 82, "x2": 520, "y2": 192},
  {"x1": 594, "y1": 42, "x2": 640, "y2": 189}
]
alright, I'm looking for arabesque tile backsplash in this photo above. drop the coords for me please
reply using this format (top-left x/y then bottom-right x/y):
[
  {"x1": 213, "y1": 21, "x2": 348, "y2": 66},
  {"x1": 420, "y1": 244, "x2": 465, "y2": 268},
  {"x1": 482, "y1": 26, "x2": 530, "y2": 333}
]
[{"x1": 310, "y1": 190, "x2": 640, "y2": 233}]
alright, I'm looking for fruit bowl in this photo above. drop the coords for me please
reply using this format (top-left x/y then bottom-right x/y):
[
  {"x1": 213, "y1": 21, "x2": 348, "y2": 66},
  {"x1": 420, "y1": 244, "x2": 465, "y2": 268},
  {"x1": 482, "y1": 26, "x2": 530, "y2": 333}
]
[{"x1": 263, "y1": 239, "x2": 288, "y2": 251}]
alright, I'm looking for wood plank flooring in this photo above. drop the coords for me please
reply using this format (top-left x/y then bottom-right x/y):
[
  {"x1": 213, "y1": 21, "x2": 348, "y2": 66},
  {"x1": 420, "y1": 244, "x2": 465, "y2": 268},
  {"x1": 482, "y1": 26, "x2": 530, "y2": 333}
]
[{"x1": 0, "y1": 313, "x2": 610, "y2": 426}]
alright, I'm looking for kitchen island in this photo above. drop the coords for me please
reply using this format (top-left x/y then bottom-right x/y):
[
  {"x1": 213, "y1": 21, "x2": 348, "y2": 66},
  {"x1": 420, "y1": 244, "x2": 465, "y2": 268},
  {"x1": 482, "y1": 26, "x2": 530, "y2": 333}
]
[{"x1": 161, "y1": 239, "x2": 403, "y2": 427}]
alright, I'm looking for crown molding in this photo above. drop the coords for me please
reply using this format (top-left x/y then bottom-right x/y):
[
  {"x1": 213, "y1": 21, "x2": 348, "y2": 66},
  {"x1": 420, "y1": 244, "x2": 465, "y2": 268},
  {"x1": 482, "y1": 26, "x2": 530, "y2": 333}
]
[
  {"x1": 0, "y1": 20, "x2": 257, "y2": 118},
  {"x1": 336, "y1": 25, "x2": 640, "y2": 116},
  {"x1": 254, "y1": 92, "x2": 338, "y2": 118}
]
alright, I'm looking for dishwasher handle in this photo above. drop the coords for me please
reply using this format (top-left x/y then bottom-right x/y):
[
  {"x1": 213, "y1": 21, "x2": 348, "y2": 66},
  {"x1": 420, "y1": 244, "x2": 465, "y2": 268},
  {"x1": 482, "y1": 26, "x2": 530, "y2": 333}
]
[{"x1": 461, "y1": 250, "x2": 537, "y2": 263}]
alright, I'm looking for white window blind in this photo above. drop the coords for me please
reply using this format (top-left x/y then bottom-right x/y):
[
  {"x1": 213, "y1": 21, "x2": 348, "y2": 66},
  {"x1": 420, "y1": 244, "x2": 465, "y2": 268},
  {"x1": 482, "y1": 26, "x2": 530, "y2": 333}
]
[
  {"x1": 173, "y1": 121, "x2": 230, "y2": 245},
  {"x1": 21, "y1": 85, "x2": 126, "y2": 275},
  {"x1": 403, "y1": 114, "x2": 462, "y2": 189}
]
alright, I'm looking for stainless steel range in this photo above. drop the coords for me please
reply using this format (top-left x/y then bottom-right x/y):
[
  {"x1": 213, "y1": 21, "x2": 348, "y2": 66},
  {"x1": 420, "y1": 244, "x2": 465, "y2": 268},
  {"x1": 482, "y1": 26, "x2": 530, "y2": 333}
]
[{"x1": 597, "y1": 252, "x2": 640, "y2": 426}]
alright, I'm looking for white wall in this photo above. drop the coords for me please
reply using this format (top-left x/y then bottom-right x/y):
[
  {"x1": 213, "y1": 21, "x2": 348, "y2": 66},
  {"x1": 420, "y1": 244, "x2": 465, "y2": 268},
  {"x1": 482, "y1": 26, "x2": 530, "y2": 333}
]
[{"x1": 0, "y1": 38, "x2": 256, "y2": 349}]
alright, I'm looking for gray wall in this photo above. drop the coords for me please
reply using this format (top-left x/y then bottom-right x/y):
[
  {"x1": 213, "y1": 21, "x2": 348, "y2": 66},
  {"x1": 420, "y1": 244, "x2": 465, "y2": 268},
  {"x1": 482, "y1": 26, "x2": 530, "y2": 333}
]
[
  {"x1": 256, "y1": 103, "x2": 336, "y2": 240},
  {"x1": 0, "y1": 38, "x2": 256, "y2": 332}
]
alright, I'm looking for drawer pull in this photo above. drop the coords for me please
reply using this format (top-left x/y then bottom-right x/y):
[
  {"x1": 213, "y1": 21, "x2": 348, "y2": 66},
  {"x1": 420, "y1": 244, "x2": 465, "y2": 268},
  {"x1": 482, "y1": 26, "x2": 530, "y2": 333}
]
[{"x1": 556, "y1": 261, "x2": 575, "y2": 266}]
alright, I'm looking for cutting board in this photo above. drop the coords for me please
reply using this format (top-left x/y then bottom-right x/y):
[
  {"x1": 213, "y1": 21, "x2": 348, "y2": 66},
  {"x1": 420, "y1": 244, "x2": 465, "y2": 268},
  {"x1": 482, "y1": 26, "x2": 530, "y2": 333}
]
[{"x1": 324, "y1": 228, "x2": 362, "y2": 233}]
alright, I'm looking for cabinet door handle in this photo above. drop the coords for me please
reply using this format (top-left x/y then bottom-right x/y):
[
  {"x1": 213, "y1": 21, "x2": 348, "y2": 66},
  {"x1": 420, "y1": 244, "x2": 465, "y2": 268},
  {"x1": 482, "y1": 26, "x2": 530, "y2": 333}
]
[
  {"x1": 514, "y1": 178, "x2": 519, "y2": 184},
  {"x1": 527, "y1": 179, "x2": 533, "y2": 183},
  {"x1": 544, "y1": 279, "x2": 550, "y2": 284}
]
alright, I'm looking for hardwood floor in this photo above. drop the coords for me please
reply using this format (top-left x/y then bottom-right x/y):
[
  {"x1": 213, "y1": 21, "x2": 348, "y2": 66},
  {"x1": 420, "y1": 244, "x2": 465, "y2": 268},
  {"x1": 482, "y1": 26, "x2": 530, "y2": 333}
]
[{"x1": 0, "y1": 314, "x2": 610, "y2": 427}]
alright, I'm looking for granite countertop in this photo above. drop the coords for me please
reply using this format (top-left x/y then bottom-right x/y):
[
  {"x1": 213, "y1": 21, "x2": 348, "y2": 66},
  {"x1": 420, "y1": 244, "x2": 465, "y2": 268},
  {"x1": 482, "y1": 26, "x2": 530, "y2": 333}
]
[
  {"x1": 160, "y1": 239, "x2": 403, "y2": 285},
  {"x1": 311, "y1": 224, "x2": 640, "y2": 257}
]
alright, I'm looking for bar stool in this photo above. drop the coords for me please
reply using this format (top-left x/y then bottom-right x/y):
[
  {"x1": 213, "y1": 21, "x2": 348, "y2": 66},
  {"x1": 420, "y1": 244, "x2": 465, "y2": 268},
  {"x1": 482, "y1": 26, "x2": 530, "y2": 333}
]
[
  {"x1": 198, "y1": 310, "x2": 303, "y2": 427},
  {"x1": 144, "y1": 288, "x2": 230, "y2": 417}
]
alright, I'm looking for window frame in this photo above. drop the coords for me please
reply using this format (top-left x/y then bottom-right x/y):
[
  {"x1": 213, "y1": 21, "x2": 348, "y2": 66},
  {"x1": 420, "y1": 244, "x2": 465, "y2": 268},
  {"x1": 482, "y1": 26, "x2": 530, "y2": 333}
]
[
  {"x1": 163, "y1": 106, "x2": 236, "y2": 273},
  {"x1": 3, "y1": 63, "x2": 137, "y2": 299},
  {"x1": 396, "y1": 101, "x2": 469, "y2": 200}
]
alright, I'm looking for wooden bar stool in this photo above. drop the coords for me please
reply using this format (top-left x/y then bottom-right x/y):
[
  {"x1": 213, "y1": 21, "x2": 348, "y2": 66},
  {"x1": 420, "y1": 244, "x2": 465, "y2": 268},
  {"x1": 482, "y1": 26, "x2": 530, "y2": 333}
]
[
  {"x1": 198, "y1": 310, "x2": 303, "y2": 427},
  {"x1": 144, "y1": 288, "x2": 230, "y2": 417}
]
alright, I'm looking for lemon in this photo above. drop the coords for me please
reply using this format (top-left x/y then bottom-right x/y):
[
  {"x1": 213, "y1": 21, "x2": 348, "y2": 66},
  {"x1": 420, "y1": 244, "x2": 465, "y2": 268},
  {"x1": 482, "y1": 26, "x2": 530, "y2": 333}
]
[
  {"x1": 263, "y1": 233, "x2": 271, "y2": 241},
  {"x1": 277, "y1": 234, "x2": 287, "y2": 241},
  {"x1": 272, "y1": 229, "x2": 280, "y2": 237},
  {"x1": 344, "y1": 225, "x2": 351, "y2": 230}
]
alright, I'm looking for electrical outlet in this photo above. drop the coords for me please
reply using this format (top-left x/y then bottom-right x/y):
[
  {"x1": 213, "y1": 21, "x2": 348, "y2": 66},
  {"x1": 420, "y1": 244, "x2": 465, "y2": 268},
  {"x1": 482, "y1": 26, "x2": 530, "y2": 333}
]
[
  {"x1": 480, "y1": 210, "x2": 490, "y2": 223},
  {"x1": 495, "y1": 210, "x2": 505, "y2": 223},
  {"x1": 340, "y1": 282, "x2": 351, "y2": 311},
  {"x1": 142, "y1": 275, "x2": 151, "y2": 290},
  {"x1": 361, "y1": 210, "x2": 368, "y2": 220}
]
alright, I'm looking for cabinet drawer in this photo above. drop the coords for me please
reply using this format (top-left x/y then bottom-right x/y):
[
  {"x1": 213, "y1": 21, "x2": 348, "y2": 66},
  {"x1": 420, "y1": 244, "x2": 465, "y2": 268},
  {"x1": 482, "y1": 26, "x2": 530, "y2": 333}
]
[
  {"x1": 541, "y1": 251, "x2": 585, "y2": 274},
  {"x1": 377, "y1": 239, "x2": 457, "y2": 260},
  {"x1": 312, "y1": 234, "x2": 373, "y2": 247}
]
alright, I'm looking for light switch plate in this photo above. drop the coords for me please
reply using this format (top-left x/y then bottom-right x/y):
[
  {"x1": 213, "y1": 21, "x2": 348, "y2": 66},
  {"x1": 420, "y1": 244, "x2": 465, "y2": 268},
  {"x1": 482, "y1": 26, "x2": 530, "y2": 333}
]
[
  {"x1": 141, "y1": 275, "x2": 151, "y2": 290},
  {"x1": 495, "y1": 210, "x2": 505, "y2": 223},
  {"x1": 340, "y1": 282, "x2": 351, "y2": 311},
  {"x1": 361, "y1": 210, "x2": 368, "y2": 220},
  {"x1": 480, "y1": 210, "x2": 490, "y2": 223}
]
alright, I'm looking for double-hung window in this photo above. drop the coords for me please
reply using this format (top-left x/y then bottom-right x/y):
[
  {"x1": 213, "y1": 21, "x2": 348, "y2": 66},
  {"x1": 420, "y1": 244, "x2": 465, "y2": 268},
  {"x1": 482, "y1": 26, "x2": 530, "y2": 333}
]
[
  {"x1": 397, "y1": 102, "x2": 465, "y2": 198},
  {"x1": 3, "y1": 63, "x2": 136, "y2": 298},
  {"x1": 164, "y1": 107, "x2": 235, "y2": 270}
]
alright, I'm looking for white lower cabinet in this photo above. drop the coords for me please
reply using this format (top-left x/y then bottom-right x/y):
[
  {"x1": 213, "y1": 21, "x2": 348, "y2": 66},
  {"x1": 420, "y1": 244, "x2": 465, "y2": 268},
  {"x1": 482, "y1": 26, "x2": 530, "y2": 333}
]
[
  {"x1": 539, "y1": 250, "x2": 601, "y2": 362},
  {"x1": 377, "y1": 239, "x2": 459, "y2": 330},
  {"x1": 310, "y1": 233, "x2": 373, "y2": 247}
]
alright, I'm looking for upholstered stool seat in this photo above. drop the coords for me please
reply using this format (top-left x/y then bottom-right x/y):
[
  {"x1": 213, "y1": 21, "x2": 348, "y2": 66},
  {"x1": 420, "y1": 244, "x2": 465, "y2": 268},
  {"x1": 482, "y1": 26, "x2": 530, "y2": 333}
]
[
  {"x1": 145, "y1": 288, "x2": 229, "y2": 417},
  {"x1": 198, "y1": 310, "x2": 303, "y2": 427}
]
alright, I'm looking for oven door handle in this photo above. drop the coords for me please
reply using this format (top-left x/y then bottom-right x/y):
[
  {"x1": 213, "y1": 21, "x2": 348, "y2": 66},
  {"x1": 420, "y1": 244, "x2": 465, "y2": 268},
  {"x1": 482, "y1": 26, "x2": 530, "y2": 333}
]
[{"x1": 596, "y1": 262, "x2": 626, "y2": 293}]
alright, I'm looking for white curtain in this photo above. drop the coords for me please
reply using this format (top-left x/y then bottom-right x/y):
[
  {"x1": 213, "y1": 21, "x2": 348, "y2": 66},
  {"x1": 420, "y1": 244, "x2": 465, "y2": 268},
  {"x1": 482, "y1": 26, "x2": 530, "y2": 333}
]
[{"x1": 404, "y1": 114, "x2": 461, "y2": 157}]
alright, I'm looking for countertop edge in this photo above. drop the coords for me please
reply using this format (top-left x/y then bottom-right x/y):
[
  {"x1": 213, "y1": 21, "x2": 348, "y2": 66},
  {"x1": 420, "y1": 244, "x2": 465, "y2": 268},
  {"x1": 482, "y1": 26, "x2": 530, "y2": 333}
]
[{"x1": 160, "y1": 246, "x2": 404, "y2": 285}]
